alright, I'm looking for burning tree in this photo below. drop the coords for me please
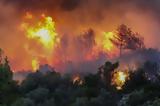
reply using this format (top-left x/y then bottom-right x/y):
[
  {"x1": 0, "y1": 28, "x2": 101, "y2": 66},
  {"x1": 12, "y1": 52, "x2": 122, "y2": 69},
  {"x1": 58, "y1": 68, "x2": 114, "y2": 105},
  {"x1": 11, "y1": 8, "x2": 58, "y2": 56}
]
[
  {"x1": 98, "y1": 61, "x2": 119, "y2": 90},
  {"x1": 110, "y1": 24, "x2": 145, "y2": 57},
  {"x1": 99, "y1": 61, "x2": 131, "y2": 90},
  {"x1": 111, "y1": 70, "x2": 129, "y2": 90}
]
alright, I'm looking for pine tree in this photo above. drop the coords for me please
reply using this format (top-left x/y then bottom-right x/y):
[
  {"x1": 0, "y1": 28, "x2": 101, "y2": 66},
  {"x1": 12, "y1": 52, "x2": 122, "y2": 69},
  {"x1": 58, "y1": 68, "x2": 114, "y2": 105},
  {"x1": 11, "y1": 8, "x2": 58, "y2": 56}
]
[{"x1": 110, "y1": 24, "x2": 145, "y2": 57}]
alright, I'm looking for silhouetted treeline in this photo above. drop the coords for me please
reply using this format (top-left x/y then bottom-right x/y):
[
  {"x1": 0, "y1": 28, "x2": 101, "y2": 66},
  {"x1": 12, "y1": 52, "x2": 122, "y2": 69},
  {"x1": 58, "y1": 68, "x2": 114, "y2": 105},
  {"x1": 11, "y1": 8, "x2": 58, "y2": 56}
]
[{"x1": 0, "y1": 50, "x2": 160, "y2": 106}]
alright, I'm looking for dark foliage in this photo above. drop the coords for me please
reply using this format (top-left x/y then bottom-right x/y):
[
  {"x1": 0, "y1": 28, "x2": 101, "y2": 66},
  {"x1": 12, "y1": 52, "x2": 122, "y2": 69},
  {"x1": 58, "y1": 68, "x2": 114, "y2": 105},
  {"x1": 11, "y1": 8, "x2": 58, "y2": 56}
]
[
  {"x1": 1, "y1": 49, "x2": 160, "y2": 106},
  {"x1": 0, "y1": 52, "x2": 19, "y2": 105}
]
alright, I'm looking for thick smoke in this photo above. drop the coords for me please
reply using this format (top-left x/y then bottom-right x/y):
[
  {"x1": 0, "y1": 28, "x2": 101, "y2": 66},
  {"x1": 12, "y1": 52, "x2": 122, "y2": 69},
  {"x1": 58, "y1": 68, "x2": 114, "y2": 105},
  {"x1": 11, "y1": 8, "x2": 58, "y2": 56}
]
[
  {"x1": 0, "y1": 0, "x2": 160, "y2": 74},
  {"x1": 3, "y1": 0, "x2": 83, "y2": 12},
  {"x1": 0, "y1": 1, "x2": 33, "y2": 70},
  {"x1": 117, "y1": 48, "x2": 160, "y2": 68},
  {"x1": 52, "y1": 29, "x2": 107, "y2": 73},
  {"x1": 118, "y1": 48, "x2": 160, "y2": 82}
]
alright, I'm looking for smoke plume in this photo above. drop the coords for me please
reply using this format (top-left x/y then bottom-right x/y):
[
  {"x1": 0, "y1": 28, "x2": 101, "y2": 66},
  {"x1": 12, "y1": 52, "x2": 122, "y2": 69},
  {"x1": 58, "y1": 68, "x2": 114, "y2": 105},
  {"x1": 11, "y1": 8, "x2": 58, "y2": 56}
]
[{"x1": 0, "y1": 0, "x2": 160, "y2": 73}]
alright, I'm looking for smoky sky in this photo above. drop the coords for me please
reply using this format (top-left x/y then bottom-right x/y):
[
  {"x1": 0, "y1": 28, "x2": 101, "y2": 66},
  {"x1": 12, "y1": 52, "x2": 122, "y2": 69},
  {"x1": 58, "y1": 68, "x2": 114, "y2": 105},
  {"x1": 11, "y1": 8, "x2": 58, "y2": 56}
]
[
  {"x1": 2, "y1": 0, "x2": 160, "y2": 13},
  {"x1": 3, "y1": 0, "x2": 160, "y2": 11},
  {"x1": 2, "y1": 0, "x2": 160, "y2": 31},
  {"x1": 2, "y1": 0, "x2": 160, "y2": 27},
  {"x1": 1, "y1": 0, "x2": 160, "y2": 72},
  {"x1": 2, "y1": 0, "x2": 83, "y2": 11}
]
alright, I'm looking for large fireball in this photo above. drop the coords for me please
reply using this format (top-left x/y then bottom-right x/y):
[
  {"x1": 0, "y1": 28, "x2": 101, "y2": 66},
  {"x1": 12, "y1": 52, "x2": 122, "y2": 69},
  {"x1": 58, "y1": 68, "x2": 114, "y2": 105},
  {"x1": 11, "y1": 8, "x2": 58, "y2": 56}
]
[
  {"x1": 24, "y1": 16, "x2": 59, "y2": 50},
  {"x1": 21, "y1": 13, "x2": 60, "y2": 71}
]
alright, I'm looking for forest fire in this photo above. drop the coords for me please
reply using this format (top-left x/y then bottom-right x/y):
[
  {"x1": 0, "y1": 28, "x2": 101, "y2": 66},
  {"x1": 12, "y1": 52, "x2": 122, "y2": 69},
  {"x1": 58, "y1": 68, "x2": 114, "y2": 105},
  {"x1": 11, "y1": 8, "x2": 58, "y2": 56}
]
[
  {"x1": 19, "y1": 12, "x2": 120, "y2": 71},
  {"x1": 1, "y1": 0, "x2": 160, "y2": 105},
  {"x1": 112, "y1": 70, "x2": 130, "y2": 90}
]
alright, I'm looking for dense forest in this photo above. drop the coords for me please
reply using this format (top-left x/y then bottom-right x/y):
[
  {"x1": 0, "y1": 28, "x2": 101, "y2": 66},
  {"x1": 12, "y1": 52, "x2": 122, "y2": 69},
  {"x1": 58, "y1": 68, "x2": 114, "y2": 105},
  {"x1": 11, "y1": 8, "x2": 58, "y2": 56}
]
[{"x1": 0, "y1": 49, "x2": 160, "y2": 106}]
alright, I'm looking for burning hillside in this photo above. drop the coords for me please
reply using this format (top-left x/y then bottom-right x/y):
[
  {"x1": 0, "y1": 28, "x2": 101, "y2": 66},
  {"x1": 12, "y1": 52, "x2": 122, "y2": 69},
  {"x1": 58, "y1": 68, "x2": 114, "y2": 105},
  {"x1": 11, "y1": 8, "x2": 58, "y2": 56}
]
[
  {"x1": 18, "y1": 12, "x2": 146, "y2": 73},
  {"x1": 18, "y1": 12, "x2": 121, "y2": 72},
  {"x1": 0, "y1": 0, "x2": 160, "y2": 73}
]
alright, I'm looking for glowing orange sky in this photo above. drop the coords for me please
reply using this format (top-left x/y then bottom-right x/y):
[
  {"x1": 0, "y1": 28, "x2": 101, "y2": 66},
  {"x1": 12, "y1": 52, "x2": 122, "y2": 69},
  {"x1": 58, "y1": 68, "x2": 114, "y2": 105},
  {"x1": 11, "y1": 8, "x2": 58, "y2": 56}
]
[{"x1": 0, "y1": 0, "x2": 160, "y2": 72}]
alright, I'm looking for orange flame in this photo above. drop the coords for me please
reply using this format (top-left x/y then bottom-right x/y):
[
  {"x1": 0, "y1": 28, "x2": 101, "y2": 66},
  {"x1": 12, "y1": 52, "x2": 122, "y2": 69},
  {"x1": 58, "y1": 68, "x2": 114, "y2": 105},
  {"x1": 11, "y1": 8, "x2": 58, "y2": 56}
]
[
  {"x1": 102, "y1": 32, "x2": 115, "y2": 51},
  {"x1": 31, "y1": 58, "x2": 39, "y2": 71},
  {"x1": 21, "y1": 13, "x2": 60, "y2": 71},
  {"x1": 95, "y1": 31, "x2": 118, "y2": 57},
  {"x1": 112, "y1": 70, "x2": 129, "y2": 90}
]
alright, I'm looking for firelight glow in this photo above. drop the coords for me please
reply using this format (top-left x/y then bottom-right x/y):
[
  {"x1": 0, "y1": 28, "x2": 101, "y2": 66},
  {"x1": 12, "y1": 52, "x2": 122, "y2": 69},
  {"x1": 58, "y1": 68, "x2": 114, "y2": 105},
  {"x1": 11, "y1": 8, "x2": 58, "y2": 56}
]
[
  {"x1": 21, "y1": 13, "x2": 60, "y2": 71},
  {"x1": 26, "y1": 16, "x2": 59, "y2": 50},
  {"x1": 31, "y1": 58, "x2": 39, "y2": 71},
  {"x1": 103, "y1": 32, "x2": 115, "y2": 51},
  {"x1": 112, "y1": 70, "x2": 129, "y2": 90}
]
